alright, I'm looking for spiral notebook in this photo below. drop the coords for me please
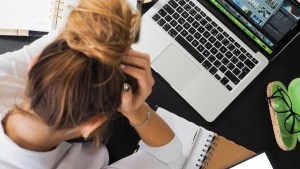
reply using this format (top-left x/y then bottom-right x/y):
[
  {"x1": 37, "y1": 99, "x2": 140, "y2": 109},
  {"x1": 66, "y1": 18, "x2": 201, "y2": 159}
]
[
  {"x1": 0, "y1": 0, "x2": 78, "y2": 36},
  {"x1": 156, "y1": 107, "x2": 255, "y2": 169}
]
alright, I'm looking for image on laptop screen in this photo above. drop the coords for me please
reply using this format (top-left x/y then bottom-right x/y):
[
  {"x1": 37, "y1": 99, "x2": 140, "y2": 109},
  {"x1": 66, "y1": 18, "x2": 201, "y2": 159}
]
[{"x1": 208, "y1": 0, "x2": 300, "y2": 56}]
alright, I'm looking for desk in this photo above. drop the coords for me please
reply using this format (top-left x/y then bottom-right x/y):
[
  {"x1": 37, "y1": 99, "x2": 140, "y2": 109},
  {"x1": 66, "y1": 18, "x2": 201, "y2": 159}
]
[{"x1": 1, "y1": 1, "x2": 300, "y2": 168}]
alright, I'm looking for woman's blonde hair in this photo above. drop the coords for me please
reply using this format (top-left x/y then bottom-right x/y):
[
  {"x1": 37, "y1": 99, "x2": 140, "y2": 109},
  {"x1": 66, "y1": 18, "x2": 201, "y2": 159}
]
[{"x1": 18, "y1": 0, "x2": 140, "y2": 147}]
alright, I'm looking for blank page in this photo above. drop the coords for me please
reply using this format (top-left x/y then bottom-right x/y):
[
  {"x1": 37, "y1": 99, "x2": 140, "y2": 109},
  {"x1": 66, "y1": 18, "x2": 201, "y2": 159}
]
[{"x1": 0, "y1": 0, "x2": 52, "y2": 31}]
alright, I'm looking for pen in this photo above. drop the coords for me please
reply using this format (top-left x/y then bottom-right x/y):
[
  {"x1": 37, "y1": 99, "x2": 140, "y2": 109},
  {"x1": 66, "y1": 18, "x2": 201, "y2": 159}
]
[{"x1": 182, "y1": 128, "x2": 202, "y2": 168}]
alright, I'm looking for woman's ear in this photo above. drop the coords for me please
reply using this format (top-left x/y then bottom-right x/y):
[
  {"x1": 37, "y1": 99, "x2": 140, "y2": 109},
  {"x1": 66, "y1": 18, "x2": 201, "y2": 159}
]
[{"x1": 81, "y1": 116, "x2": 107, "y2": 139}]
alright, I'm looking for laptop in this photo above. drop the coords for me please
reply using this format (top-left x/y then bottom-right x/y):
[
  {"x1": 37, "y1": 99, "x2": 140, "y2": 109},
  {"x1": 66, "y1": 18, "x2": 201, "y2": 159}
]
[{"x1": 132, "y1": 0, "x2": 300, "y2": 122}]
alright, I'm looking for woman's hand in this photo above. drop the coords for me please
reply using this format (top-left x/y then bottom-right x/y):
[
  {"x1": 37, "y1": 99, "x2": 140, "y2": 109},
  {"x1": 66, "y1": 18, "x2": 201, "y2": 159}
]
[{"x1": 118, "y1": 50, "x2": 155, "y2": 118}]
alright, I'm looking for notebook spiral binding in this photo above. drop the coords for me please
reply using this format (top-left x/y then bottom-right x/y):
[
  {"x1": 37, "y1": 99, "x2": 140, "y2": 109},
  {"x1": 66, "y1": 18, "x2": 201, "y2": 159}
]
[
  {"x1": 49, "y1": 0, "x2": 64, "y2": 29},
  {"x1": 196, "y1": 134, "x2": 220, "y2": 169}
]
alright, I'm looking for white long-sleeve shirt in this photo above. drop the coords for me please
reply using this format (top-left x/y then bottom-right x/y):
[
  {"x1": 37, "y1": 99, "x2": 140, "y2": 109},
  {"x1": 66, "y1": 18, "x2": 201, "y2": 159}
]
[{"x1": 0, "y1": 30, "x2": 182, "y2": 169}]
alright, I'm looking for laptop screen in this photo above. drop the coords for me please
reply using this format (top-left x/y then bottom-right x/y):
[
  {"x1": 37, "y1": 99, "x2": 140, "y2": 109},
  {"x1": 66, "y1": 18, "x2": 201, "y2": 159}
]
[{"x1": 208, "y1": 0, "x2": 300, "y2": 56}]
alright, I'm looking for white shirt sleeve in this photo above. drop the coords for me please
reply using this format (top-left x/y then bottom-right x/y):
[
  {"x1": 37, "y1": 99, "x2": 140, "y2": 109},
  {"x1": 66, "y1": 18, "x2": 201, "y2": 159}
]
[
  {"x1": 0, "y1": 30, "x2": 60, "y2": 80},
  {"x1": 105, "y1": 135, "x2": 182, "y2": 169}
]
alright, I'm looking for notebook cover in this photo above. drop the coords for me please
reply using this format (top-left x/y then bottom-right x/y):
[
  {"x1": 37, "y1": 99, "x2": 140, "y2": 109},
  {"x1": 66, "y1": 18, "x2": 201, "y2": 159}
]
[{"x1": 203, "y1": 134, "x2": 256, "y2": 169}]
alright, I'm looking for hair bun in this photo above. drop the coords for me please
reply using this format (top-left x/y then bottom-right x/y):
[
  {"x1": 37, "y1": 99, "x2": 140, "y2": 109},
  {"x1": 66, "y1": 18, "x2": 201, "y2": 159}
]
[{"x1": 63, "y1": 0, "x2": 140, "y2": 65}]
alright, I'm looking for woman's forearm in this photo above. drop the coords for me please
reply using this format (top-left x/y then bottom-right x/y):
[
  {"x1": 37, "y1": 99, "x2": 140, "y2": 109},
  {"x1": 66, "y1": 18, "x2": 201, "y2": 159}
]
[{"x1": 125, "y1": 103, "x2": 175, "y2": 147}]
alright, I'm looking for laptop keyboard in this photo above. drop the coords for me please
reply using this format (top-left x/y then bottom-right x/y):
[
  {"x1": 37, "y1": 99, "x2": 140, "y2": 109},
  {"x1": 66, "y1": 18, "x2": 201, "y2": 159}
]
[{"x1": 152, "y1": 0, "x2": 259, "y2": 91}]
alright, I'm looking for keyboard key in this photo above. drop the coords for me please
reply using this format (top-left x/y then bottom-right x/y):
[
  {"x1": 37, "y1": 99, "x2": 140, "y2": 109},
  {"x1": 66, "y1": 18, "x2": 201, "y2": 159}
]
[
  {"x1": 178, "y1": 0, "x2": 186, "y2": 6},
  {"x1": 220, "y1": 46, "x2": 227, "y2": 53},
  {"x1": 163, "y1": 23, "x2": 171, "y2": 31},
  {"x1": 214, "y1": 60, "x2": 222, "y2": 68},
  {"x1": 191, "y1": 40, "x2": 199, "y2": 47},
  {"x1": 203, "y1": 31, "x2": 210, "y2": 38},
  {"x1": 175, "y1": 35, "x2": 205, "y2": 63},
  {"x1": 157, "y1": 19, "x2": 166, "y2": 26},
  {"x1": 197, "y1": 44, "x2": 205, "y2": 52},
  {"x1": 223, "y1": 32, "x2": 229, "y2": 37},
  {"x1": 225, "y1": 71, "x2": 240, "y2": 85},
  {"x1": 216, "y1": 34, "x2": 224, "y2": 41},
  {"x1": 240, "y1": 47, "x2": 246, "y2": 53},
  {"x1": 214, "y1": 41, "x2": 222, "y2": 48},
  {"x1": 200, "y1": 37, "x2": 207, "y2": 44},
  {"x1": 189, "y1": 1, "x2": 195, "y2": 7},
  {"x1": 195, "y1": 6, "x2": 201, "y2": 12},
  {"x1": 208, "y1": 36, "x2": 216, "y2": 43},
  {"x1": 211, "y1": 29, "x2": 218, "y2": 36},
  {"x1": 216, "y1": 52, "x2": 224, "y2": 60},
  {"x1": 205, "y1": 42, "x2": 213, "y2": 49},
  {"x1": 158, "y1": 9, "x2": 167, "y2": 17},
  {"x1": 152, "y1": 14, "x2": 161, "y2": 21},
  {"x1": 178, "y1": 17, "x2": 185, "y2": 24},
  {"x1": 203, "y1": 50, "x2": 210, "y2": 57},
  {"x1": 245, "y1": 59, "x2": 255, "y2": 69},
  {"x1": 232, "y1": 68, "x2": 241, "y2": 76},
  {"x1": 183, "y1": 22, "x2": 191, "y2": 29},
  {"x1": 219, "y1": 65, "x2": 227, "y2": 73},
  {"x1": 200, "y1": 11, "x2": 206, "y2": 17},
  {"x1": 189, "y1": 9, "x2": 197, "y2": 16},
  {"x1": 202, "y1": 60, "x2": 212, "y2": 69},
  {"x1": 182, "y1": 11, "x2": 189, "y2": 18},
  {"x1": 170, "y1": 20, "x2": 178, "y2": 27},
  {"x1": 225, "y1": 51, "x2": 233, "y2": 58},
  {"x1": 227, "y1": 63, "x2": 235, "y2": 70},
  {"x1": 188, "y1": 27, "x2": 196, "y2": 34},
  {"x1": 175, "y1": 25, "x2": 183, "y2": 32},
  {"x1": 221, "y1": 39, "x2": 229, "y2": 46},
  {"x1": 173, "y1": 12, "x2": 180, "y2": 19},
  {"x1": 227, "y1": 44, "x2": 235, "y2": 51},
  {"x1": 187, "y1": 16, "x2": 194, "y2": 23},
  {"x1": 176, "y1": 6, "x2": 184, "y2": 13},
  {"x1": 233, "y1": 49, "x2": 241, "y2": 56},
  {"x1": 209, "y1": 66, "x2": 218, "y2": 75},
  {"x1": 186, "y1": 35, "x2": 194, "y2": 42},
  {"x1": 238, "y1": 54, "x2": 246, "y2": 61},
  {"x1": 208, "y1": 55, "x2": 216, "y2": 62},
  {"x1": 230, "y1": 57, "x2": 239, "y2": 64},
  {"x1": 210, "y1": 47, "x2": 218, "y2": 55},
  {"x1": 205, "y1": 23, "x2": 213, "y2": 31},
  {"x1": 206, "y1": 16, "x2": 212, "y2": 22},
  {"x1": 236, "y1": 61, "x2": 244, "y2": 69},
  {"x1": 169, "y1": 0, "x2": 179, "y2": 9},
  {"x1": 192, "y1": 21, "x2": 200, "y2": 28},
  {"x1": 234, "y1": 42, "x2": 241, "y2": 48},
  {"x1": 181, "y1": 30, "x2": 188, "y2": 37},
  {"x1": 198, "y1": 26, "x2": 205, "y2": 33},
  {"x1": 194, "y1": 32, "x2": 201, "y2": 39},
  {"x1": 168, "y1": 28, "x2": 178, "y2": 37},
  {"x1": 228, "y1": 37, "x2": 235, "y2": 43},
  {"x1": 217, "y1": 26, "x2": 223, "y2": 32},
  {"x1": 221, "y1": 77, "x2": 229, "y2": 85},
  {"x1": 194, "y1": 14, "x2": 202, "y2": 21},
  {"x1": 200, "y1": 19, "x2": 208, "y2": 26},
  {"x1": 221, "y1": 58, "x2": 229, "y2": 65},
  {"x1": 238, "y1": 67, "x2": 249, "y2": 79},
  {"x1": 226, "y1": 85, "x2": 232, "y2": 91},
  {"x1": 242, "y1": 67, "x2": 250, "y2": 74},
  {"x1": 165, "y1": 15, "x2": 172, "y2": 22},
  {"x1": 184, "y1": 4, "x2": 191, "y2": 11},
  {"x1": 246, "y1": 52, "x2": 252, "y2": 59},
  {"x1": 211, "y1": 21, "x2": 217, "y2": 27},
  {"x1": 252, "y1": 58, "x2": 258, "y2": 64},
  {"x1": 215, "y1": 74, "x2": 221, "y2": 80}
]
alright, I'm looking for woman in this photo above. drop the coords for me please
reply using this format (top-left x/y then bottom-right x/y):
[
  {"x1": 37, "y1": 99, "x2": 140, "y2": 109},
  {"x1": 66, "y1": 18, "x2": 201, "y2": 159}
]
[{"x1": 0, "y1": 0, "x2": 182, "y2": 168}]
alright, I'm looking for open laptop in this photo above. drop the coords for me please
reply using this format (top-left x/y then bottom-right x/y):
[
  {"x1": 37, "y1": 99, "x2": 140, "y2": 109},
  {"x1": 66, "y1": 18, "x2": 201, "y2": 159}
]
[{"x1": 132, "y1": 0, "x2": 300, "y2": 122}]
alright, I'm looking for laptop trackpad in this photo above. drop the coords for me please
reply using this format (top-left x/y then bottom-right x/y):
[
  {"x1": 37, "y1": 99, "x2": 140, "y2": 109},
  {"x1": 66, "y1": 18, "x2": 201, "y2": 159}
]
[{"x1": 152, "y1": 44, "x2": 202, "y2": 91}]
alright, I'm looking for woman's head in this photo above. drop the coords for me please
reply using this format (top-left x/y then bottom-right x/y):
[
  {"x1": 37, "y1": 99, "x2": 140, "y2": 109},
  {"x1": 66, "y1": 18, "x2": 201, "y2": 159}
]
[{"x1": 23, "y1": 0, "x2": 140, "y2": 144}]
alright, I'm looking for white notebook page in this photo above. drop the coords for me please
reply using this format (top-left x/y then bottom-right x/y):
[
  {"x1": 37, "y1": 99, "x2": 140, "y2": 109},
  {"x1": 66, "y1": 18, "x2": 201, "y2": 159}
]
[
  {"x1": 157, "y1": 107, "x2": 208, "y2": 168},
  {"x1": 0, "y1": 0, "x2": 53, "y2": 31}
]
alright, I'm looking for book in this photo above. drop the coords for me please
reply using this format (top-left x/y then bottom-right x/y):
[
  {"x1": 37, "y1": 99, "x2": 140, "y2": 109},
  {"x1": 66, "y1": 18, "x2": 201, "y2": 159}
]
[
  {"x1": 0, "y1": 0, "x2": 78, "y2": 37},
  {"x1": 156, "y1": 107, "x2": 256, "y2": 169}
]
